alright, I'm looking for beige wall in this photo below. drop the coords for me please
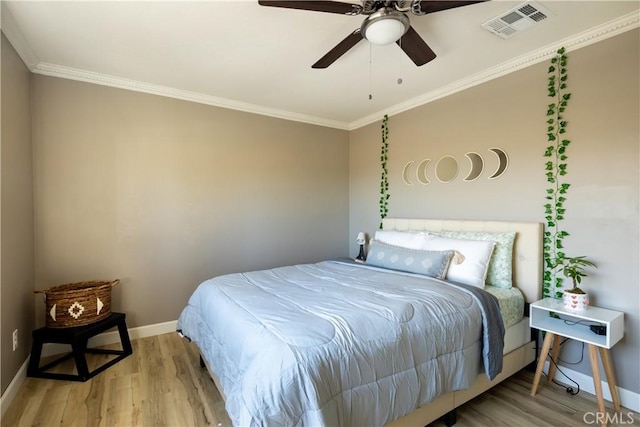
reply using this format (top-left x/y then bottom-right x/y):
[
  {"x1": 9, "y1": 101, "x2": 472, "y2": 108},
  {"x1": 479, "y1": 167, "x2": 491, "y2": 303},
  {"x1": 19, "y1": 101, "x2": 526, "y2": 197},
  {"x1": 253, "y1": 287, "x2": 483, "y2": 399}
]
[
  {"x1": 349, "y1": 30, "x2": 639, "y2": 394},
  {"x1": 1, "y1": 33, "x2": 35, "y2": 394},
  {"x1": 31, "y1": 76, "x2": 350, "y2": 329}
]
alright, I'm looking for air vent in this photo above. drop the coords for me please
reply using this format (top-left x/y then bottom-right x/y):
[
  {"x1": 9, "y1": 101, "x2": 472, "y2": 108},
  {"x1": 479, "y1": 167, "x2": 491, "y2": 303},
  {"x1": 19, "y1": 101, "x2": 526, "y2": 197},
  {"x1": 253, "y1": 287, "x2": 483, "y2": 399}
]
[{"x1": 481, "y1": 1, "x2": 553, "y2": 39}]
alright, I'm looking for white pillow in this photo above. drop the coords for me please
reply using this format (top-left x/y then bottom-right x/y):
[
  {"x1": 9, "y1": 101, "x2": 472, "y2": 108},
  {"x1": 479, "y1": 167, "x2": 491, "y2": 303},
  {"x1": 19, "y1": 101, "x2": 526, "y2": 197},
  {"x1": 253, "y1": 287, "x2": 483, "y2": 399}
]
[
  {"x1": 374, "y1": 230, "x2": 427, "y2": 250},
  {"x1": 430, "y1": 231, "x2": 516, "y2": 289},
  {"x1": 421, "y1": 234, "x2": 496, "y2": 288}
]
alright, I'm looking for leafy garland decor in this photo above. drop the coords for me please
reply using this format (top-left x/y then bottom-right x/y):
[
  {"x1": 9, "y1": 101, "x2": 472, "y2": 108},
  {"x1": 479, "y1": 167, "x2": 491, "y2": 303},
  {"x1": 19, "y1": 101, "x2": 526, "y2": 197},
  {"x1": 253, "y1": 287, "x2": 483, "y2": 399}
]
[
  {"x1": 379, "y1": 114, "x2": 390, "y2": 229},
  {"x1": 543, "y1": 47, "x2": 571, "y2": 299}
]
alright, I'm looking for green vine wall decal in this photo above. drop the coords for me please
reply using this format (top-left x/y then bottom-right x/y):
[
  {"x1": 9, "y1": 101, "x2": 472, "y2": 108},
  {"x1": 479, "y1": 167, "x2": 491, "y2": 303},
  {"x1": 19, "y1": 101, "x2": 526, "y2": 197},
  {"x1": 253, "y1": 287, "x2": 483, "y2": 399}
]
[
  {"x1": 379, "y1": 114, "x2": 390, "y2": 229},
  {"x1": 543, "y1": 47, "x2": 571, "y2": 299}
]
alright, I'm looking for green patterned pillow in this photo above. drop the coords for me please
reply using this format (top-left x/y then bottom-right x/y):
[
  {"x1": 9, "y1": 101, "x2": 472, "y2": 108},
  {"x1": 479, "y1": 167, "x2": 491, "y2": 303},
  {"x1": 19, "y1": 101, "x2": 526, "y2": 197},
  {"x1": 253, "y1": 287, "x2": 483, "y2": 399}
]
[
  {"x1": 366, "y1": 241, "x2": 454, "y2": 280},
  {"x1": 430, "y1": 231, "x2": 516, "y2": 288}
]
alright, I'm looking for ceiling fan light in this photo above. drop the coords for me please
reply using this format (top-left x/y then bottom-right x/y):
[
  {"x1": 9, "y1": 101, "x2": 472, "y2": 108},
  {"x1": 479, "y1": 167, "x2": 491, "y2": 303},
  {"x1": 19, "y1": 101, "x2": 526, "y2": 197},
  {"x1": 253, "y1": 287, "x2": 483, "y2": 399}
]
[{"x1": 362, "y1": 10, "x2": 410, "y2": 46}]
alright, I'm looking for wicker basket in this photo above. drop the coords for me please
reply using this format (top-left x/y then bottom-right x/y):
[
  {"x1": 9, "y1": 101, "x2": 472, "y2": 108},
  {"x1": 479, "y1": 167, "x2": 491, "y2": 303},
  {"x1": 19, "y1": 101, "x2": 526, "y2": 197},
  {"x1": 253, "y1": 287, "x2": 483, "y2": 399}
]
[{"x1": 35, "y1": 279, "x2": 120, "y2": 328}]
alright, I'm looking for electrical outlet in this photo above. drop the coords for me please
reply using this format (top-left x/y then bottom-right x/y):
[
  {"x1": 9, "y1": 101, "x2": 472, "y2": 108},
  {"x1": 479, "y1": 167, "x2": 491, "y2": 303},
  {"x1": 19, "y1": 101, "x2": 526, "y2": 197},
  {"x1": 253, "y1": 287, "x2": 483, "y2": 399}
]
[{"x1": 12, "y1": 329, "x2": 18, "y2": 351}]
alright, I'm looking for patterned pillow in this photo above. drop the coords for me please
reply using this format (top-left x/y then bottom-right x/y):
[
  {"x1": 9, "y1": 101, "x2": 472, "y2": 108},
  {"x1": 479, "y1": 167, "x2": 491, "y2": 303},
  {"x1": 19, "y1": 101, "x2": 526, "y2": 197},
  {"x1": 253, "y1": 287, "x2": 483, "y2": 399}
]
[
  {"x1": 366, "y1": 240, "x2": 454, "y2": 280},
  {"x1": 430, "y1": 231, "x2": 516, "y2": 289}
]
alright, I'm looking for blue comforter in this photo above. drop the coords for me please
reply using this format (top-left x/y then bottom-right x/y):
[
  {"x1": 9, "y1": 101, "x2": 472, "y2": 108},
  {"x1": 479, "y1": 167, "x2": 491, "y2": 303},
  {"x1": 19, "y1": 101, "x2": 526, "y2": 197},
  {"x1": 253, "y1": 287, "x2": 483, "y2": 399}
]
[{"x1": 177, "y1": 260, "x2": 504, "y2": 426}]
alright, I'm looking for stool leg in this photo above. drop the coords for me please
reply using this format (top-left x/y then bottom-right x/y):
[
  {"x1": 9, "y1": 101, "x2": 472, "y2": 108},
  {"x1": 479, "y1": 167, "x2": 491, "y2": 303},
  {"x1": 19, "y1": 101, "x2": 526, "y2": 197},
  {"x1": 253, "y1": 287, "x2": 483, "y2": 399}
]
[
  {"x1": 27, "y1": 338, "x2": 44, "y2": 376},
  {"x1": 72, "y1": 339, "x2": 90, "y2": 381},
  {"x1": 117, "y1": 319, "x2": 133, "y2": 355}
]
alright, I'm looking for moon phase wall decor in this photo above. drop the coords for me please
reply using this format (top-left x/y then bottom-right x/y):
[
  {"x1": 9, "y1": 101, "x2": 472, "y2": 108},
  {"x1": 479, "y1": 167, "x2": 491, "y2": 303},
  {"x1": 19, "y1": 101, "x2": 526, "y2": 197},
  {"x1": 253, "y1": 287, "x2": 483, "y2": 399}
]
[
  {"x1": 488, "y1": 148, "x2": 509, "y2": 179},
  {"x1": 435, "y1": 156, "x2": 459, "y2": 183},
  {"x1": 402, "y1": 160, "x2": 415, "y2": 185},
  {"x1": 464, "y1": 152, "x2": 484, "y2": 181},
  {"x1": 401, "y1": 148, "x2": 509, "y2": 185},
  {"x1": 416, "y1": 159, "x2": 431, "y2": 185}
]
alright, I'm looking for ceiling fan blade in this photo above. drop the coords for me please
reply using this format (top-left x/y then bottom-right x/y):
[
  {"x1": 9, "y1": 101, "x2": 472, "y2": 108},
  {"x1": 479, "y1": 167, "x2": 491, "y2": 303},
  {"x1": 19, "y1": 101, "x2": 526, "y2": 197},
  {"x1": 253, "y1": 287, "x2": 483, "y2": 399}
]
[
  {"x1": 258, "y1": 1, "x2": 362, "y2": 15},
  {"x1": 396, "y1": 26, "x2": 437, "y2": 67},
  {"x1": 312, "y1": 29, "x2": 364, "y2": 69},
  {"x1": 416, "y1": 1, "x2": 487, "y2": 15}
]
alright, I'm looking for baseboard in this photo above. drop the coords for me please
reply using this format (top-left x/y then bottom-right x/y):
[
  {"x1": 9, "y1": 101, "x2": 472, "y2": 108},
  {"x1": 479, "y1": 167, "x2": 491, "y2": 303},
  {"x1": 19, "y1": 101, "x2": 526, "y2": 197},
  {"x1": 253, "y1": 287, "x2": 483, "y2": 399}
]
[
  {"x1": 0, "y1": 319, "x2": 178, "y2": 420},
  {"x1": 543, "y1": 361, "x2": 640, "y2": 412},
  {"x1": 0, "y1": 358, "x2": 28, "y2": 419}
]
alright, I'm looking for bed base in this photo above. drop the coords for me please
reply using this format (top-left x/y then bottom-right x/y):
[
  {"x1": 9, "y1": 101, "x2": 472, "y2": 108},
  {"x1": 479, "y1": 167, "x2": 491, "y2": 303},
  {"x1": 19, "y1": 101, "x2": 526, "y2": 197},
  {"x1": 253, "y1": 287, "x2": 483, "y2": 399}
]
[
  {"x1": 385, "y1": 340, "x2": 536, "y2": 427},
  {"x1": 193, "y1": 339, "x2": 535, "y2": 427}
]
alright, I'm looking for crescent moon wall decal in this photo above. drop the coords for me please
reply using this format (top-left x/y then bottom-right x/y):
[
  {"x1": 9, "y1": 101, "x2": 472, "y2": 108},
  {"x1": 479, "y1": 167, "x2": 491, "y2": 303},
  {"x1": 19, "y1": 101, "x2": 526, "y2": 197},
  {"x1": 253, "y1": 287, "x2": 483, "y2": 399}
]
[
  {"x1": 402, "y1": 161, "x2": 415, "y2": 185},
  {"x1": 488, "y1": 148, "x2": 509, "y2": 179},
  {"x1": 463, "y1": 152, "x2": 484, "y2": 182},
  {"x1": 416, "y1": 159, "x2": 431, "y2": 185}
]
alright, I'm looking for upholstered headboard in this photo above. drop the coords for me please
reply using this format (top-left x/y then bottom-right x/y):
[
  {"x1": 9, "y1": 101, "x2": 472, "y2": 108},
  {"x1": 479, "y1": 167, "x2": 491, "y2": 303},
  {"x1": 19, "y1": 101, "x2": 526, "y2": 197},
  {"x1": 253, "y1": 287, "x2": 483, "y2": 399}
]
[{"x1": 382, "y1": 218, "x2": 543, "y2": 303}]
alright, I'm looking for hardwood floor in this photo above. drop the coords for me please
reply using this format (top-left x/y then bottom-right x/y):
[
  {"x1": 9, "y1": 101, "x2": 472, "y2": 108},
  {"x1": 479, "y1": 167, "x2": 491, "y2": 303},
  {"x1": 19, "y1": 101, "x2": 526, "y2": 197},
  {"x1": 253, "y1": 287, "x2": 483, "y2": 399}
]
[
  {"x1": 3, "y1": 333, "x2": 230, "y2": 427},
  {"x1": 3, "y1": 332, "x2": 637, "y2": 426}
]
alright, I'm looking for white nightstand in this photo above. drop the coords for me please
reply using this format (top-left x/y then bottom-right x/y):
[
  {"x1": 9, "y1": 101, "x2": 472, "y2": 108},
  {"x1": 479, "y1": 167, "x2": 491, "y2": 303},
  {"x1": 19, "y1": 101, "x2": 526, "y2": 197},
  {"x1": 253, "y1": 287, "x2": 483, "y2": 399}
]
[{"x1": 529, "y1": 298, "x2": 624, "y2": 426}]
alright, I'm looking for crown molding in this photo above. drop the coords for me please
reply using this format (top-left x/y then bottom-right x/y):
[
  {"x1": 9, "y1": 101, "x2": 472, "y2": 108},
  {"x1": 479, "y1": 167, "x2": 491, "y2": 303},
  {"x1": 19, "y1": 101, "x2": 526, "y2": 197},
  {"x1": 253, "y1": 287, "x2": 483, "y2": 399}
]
[
  {"x1": 4, "y1": 6, "x2": 637, "y2": 131},
  {"x1": 31, "y1": 62, "x2": 351, "y2": 130},
  {"x1": 348, "y1": 11, "x2": 640, "y2": 130},
  {"x1": 1, "y1": 3, "x2": 39, "y2": 69}
]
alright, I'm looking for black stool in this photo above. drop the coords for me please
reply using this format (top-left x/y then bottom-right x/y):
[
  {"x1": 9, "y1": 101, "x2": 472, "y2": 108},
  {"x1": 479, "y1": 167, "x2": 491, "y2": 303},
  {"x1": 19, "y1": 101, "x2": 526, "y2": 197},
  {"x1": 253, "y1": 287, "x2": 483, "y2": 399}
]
[{"x1": 27, "y1": 312, "x2": 132, "y2": 382}]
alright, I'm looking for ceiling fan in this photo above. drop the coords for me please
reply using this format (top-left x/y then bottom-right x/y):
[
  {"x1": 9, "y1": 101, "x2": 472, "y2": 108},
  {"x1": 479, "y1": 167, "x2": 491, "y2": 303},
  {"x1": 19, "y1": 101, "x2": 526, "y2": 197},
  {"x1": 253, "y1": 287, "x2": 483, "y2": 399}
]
[{"x1": 258, "y1": 1, "x2": 487, "y2": 69}]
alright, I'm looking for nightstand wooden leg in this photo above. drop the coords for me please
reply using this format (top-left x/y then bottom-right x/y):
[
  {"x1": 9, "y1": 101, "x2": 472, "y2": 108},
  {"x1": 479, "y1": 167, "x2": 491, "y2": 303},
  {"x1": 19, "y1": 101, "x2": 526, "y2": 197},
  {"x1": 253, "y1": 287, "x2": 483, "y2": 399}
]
[
  {"x1": 588, "y1": 344, "x2": 607, "y2": 426},
  {"x1": 546, "y1": 335, "x2": 561, "y2": 383},
  {"x1": 598, "y1": 347, "x2": 621, "y2": 411},
  {"x1": 531, "y1": 332, "x2": 554, "y2": 396}
]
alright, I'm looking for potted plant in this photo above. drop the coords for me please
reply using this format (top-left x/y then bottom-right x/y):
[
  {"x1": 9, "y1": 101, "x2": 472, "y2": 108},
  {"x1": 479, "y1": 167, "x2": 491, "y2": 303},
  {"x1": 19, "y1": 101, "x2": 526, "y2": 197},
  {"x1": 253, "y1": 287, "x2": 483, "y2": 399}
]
[{"x1": 554, "y1": 255, "x2": 598, "y2": 311}]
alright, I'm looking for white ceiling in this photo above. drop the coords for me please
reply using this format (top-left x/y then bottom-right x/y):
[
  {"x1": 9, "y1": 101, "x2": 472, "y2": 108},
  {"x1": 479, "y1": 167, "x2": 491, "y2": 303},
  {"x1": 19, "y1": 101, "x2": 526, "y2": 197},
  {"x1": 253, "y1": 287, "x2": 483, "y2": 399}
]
[{"x1": 3, "y1": 1, "x2": 639, "y2": 129}]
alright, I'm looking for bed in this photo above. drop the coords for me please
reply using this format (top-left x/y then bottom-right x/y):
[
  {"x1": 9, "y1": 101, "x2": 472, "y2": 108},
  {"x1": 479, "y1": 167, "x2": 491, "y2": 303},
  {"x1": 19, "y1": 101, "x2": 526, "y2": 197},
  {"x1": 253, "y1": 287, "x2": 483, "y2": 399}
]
[{"x1": 177, "y1": 218, "x2": 543, "y2": 426}]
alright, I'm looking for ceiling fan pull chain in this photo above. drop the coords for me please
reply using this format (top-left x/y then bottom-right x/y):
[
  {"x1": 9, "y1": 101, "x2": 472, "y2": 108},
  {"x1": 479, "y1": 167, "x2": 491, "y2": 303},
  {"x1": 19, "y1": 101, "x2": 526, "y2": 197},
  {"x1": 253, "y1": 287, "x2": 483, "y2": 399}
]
[
  {"x1": 398, "y1": 37, "x2": 403, "y2": 85},
  {"x1": 369, "y1": 43, "x2": 373, "y2": 100}
]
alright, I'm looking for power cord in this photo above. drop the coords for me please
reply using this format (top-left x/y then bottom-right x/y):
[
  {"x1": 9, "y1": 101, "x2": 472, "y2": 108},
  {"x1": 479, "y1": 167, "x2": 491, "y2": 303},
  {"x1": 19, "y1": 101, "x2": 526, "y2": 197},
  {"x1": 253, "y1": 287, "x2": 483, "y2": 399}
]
[
  {"x1": 558, "y1": 339, "x2": 585, "y2": 365},
  {"x1": 563, "y1": 319, "x2": 607, "y2": 337},
  {"x1": 547, "y1": 355, "x2": 580, "y2": 395},
  {"x1": 543, "y1": 339, "x2": 582, "y2": 396},
  {"x1": 544, "y1": 317, "x2": 604, "y2": 394}
]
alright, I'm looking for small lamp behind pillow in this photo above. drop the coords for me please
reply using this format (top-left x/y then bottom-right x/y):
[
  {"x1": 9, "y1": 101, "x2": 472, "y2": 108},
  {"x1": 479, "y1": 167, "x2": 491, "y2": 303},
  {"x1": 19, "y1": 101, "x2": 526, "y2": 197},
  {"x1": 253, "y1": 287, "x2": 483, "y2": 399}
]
[{"x1": 355, "y1": 232, "x2": 366, "y2": 262}]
